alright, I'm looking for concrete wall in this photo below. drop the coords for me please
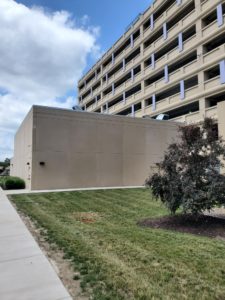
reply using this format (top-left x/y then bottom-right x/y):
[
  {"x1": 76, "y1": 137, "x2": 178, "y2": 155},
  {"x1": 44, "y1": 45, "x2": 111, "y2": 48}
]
[
  {"x1": 12, "y1": 106, "x2": 179, "y2": 190},
  {"x1": 11, "y1": 108, "x2": 33, "y2": 189}
]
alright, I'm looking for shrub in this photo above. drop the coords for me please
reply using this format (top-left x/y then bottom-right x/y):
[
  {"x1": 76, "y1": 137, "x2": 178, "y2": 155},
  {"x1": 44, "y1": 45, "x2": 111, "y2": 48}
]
[
  {"x1": 0, "y1": 176, "x2": 7, "y2": 189},
  {"x1": 146, "y1": 118, "x2": 225, "y2": 215},
  {"x1": 1, "y1": 176, "x2": 25, "y2": 190}
]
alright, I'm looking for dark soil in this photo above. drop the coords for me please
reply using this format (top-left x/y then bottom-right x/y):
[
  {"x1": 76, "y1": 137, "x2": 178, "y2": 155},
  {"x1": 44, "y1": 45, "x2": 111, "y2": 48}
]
[{"x1": 138, "y1": 214, "x2": 225, "y2": 239}]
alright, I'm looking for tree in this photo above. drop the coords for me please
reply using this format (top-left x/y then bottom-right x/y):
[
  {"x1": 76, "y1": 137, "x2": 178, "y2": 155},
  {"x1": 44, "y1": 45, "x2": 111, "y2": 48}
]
[
  {"x1": 0, "y1": 158, "x2": 10, "y2": 168},
  {"x1": 146, "y1": 118, "x2": 225, "y2": 215},
  {"x1": 4, "y1": 158, "x2": 10, "y2": 165}
]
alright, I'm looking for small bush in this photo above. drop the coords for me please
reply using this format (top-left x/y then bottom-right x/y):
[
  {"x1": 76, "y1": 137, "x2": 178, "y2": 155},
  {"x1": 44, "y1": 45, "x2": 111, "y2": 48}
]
[
  {"x1": 0, "y1": 176, "x2": 7, "y2": 189},
  {"x1": 1, "y1": 176, "x2": 25, "y2": 190}
]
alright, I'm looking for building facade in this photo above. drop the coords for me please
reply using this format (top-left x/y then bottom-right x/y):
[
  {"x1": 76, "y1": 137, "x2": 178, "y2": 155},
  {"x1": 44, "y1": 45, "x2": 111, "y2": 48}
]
[
  {"x1": 78, "y1": 0, "x2": 225, "y2": 124},
  {"x1": 11, "y1": 106, "x2": 179, "y2": 190}
]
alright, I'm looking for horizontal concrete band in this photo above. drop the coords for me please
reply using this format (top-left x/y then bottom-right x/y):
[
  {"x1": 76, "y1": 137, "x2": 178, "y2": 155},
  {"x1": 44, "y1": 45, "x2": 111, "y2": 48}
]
[{"x1": 5, "y1": 185, "x2": 144, "y2": 195}]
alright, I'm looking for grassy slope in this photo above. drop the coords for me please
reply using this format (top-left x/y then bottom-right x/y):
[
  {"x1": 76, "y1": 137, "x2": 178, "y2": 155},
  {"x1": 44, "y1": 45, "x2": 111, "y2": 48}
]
[{"x1": 11, "y1": 189, "x2": 225, "y2": 300}]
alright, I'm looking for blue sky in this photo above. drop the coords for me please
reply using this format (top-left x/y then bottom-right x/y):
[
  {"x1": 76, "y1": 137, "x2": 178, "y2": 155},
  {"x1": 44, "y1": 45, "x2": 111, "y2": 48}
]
[{"x1": 17, "y1": 0, "x2": 153, "y2": 73}]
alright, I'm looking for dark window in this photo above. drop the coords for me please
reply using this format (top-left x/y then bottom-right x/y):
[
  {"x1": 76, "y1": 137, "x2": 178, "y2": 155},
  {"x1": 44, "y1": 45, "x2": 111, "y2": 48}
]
[
  {"x1": 103, "y1": 86, "x2": 112, "y2": 96},
  {"x1": 103, "y1": 57, "x2": 112, "y2": 68},
  {"x1": 134, "y1": 102, "x2": 142, "y2": 111},
  {"x1": 154, "y1": 0, "x2": 176, "y2": 21},
  {"x1": 145, "y1": 70, "x2": 164, "y2": 87},
  {"x1": 92, "y1": 81, "x2": 101, "y2": 91},
  {"x1": 118, "y1": 107, "x2": 132, "y2": 116},
  {"x1": 155, "y1": 38, "x2": 178, "y2": 61},
  {"x1": 153, "y1": 101, "x2": 199, "y2": 119},
  {"x1": 108, "y1": 95, "x2": 124, "y2": 108},
  {"x1": 203, "y1": 32, "x2": 225, "y2": 53},
  {"x1": 184, "y1": 75, "x2": 198, "y2": 89},
  {"x1": 144, "y1": 28, "x2": 163, "y2": 49},
  {"x1": 108, "y1": 63, "x2": 123, "y2": 79},
  {"x1": 114, "y1": 29, "x2": 140, "y2": 59},
  {"x1": 168, "y1": 51, "x2": 197, "y2": 73},
  {"x1": 144, "y1": 56, "x2": 152, "y2": 68},
  {"x1": 206, "y1": 92, "x2": 225, "y2": 108},
  {"x1": 156, "y1": 84, "x2": 180, "y2": 102},
  {"x1": 167, "y1": 1, "x2": 195, "y2": 31},
  {"x1": 145, "y1": 98, "x2": 152, "y2": 107},
  {"x1": 125, "y1": 84, "x2": 141, "y2": 98},
  {"x1": 82, "y1": 89, "x2": 91, "y2": 100},
  {"x1": 114, "y1": 73, "x2": 131, "y2": 89},
  {"x1": 86, "y1": 73, "x2": 95, "y2": 85},
  {"x1": 125, "y1": 47, "x2": 141, "y2": 64},
  {"x1": 86, "y1": 98, "x2": 95, "y2": 109},
  {"x1": 204, "y1": 65, "x2": 220, "y2": 81},
  {"x1": 202, "y1": 9, "x2": 217, "y2": 27}
]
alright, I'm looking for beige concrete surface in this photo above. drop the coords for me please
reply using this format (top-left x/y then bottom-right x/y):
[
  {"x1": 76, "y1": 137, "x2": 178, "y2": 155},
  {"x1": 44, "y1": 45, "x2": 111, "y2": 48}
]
[
  {"x1": 0, "y1": 188, "x2": 72, "y2": 300},
  {"x1": 11, "y1": 106, "x2": 179, "y2": 190},
  {"x1": 10, "y1": 109, "x2": 33, "y2": 189}
]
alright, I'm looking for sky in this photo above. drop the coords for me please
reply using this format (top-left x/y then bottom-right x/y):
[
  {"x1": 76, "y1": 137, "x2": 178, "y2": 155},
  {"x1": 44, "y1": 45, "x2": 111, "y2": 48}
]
[{"x1": 0, "y1": 0, "x2": 153, "y2": 160}]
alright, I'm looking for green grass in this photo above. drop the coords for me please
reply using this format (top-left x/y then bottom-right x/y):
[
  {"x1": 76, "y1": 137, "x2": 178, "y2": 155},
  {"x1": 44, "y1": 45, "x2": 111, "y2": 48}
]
[{"x1": 11, "y1": 188, "x2": 225, "y2": 300}]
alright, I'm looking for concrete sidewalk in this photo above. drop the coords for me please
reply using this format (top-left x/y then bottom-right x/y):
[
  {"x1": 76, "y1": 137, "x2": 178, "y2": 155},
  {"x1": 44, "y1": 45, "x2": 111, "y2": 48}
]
[
  {"x1": 0, "y1": 188, "x2": 72, "y2": 300},
  {"x1": 5, "y1": 185, "x2": 144, "y2": 195}
]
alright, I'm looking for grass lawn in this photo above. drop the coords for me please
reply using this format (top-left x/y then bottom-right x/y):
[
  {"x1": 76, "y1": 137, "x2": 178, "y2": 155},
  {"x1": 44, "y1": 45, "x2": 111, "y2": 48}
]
[{"x1": 11, "y1": 188, "x2": 225, "y2": 300}]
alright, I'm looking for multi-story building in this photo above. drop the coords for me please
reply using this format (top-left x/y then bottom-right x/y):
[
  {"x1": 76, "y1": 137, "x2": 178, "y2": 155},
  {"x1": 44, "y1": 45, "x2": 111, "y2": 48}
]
[{"x1": 77, "y1": 0, "x2": 225, "y2": 124}]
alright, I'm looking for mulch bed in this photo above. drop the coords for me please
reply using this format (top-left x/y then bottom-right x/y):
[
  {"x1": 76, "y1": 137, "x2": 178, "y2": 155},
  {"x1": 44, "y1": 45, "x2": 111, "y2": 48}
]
[{"x1": 138, "y1": 214, "x2": 225, "y2": 239}]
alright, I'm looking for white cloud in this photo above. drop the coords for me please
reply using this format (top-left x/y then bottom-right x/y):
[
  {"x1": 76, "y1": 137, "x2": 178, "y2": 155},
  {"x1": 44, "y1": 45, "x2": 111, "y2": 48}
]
[{"x1": 0, "y1": 0, "x2": 100, "y2": 160}]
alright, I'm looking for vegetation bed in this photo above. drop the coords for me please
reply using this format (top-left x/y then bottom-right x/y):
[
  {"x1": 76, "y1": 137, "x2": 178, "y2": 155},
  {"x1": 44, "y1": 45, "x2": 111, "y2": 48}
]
[
  {"x1": 10, "y1": 188, "x2": 225, "y2": 300},
  {"x1": 139, "y1": 214, "x2": 225, "y2": 239}
]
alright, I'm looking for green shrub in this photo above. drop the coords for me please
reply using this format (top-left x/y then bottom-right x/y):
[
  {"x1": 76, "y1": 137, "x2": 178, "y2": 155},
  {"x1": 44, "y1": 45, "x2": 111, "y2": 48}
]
[
  {"x1": 146, "y1": 118, "x2": 225, "y2": 215},
  {"x1": 0, "y1": 176, "x2": 7, "y2": 189},
  {"x1": 1, "y1": 176, "x2": 25, "y2": 190}
]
